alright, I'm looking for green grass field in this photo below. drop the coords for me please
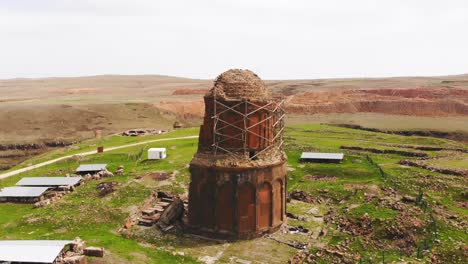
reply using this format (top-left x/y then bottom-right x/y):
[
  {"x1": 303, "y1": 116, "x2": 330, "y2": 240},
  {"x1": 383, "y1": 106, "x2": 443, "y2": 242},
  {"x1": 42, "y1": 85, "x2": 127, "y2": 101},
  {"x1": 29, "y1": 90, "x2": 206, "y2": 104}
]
[{"x1": 0, "y1": 125, "x2": 466, "y2": 263}]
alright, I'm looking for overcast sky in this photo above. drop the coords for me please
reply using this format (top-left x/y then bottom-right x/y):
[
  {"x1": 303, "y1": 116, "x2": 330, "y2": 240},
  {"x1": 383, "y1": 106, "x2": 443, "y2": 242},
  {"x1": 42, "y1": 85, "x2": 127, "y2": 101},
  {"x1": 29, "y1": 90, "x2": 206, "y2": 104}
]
[{"x1": 1, "y1": 0, "x2": 467, "y2": 79}]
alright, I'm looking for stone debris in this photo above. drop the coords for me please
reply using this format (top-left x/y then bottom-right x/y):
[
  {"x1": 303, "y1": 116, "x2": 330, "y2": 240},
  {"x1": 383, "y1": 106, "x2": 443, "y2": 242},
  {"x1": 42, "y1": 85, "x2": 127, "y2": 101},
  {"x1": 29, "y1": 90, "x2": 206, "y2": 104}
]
[
  {"x1": 265, "y1": 234, "x2": 308, "y2": 250},
  {"x1": 157, "y1": 197, "x2": 184, "y2": 228},
  {"x1": 402, "y1": 195, "x2": 416, "y2": 203},
  {"x1": 199, "y1": 251, "x2": 224, "y2": 264},
  {"x1": 324, "y1": 209, "x2": 373, "y2": 236},
  {"x1": 120, "y1": 129, "x2": 166, "y2": 137},
  {"x1": 286, "y1": 212, "x2": 299, "y2": 219},
  {"x1": 83, "y1": 173, "x2": 93, "y2": 182},
  {"x1": 83, "y1": 246, "x2": 105, "y2": 257},
  {"x1": 288, "y1": 190, "x2": 319, "y2": 204},
  {"x1": 96, "y1": 182, "x2": 119, "y2": 196},
  {"x1": 57, "y1": 185, "x2": 75, "y2": 192},
  {"x1": 34, "y1": 199, "x2": 50, "y2": 208},
  {"x1": 34, "y1": 189, "x2": 73, "y2": 208},
  {"x1": 97, "y1": 169, "x2": 114, "y2": 178},
  {"x1": 122, "y1": 191, "x2": 186, "y2": 229},
  {"x1": 115, "y1": 165, "x2": 124, "y2": 175},
  {"x1": 305, "y1": 175, "x2": 337, "y2": 182},
  {"x1": 62, "y1": 255, "x2": 86, "y2": 264},
  {"x1": 70, "y1": 238, "x2": 86, "y2": 254},
  {"x1": 288, "y1": 225, "x2": 309, "y2": 234},
  {"x1": 55, "y1": 238, "x2": 104, "y2": 264}
]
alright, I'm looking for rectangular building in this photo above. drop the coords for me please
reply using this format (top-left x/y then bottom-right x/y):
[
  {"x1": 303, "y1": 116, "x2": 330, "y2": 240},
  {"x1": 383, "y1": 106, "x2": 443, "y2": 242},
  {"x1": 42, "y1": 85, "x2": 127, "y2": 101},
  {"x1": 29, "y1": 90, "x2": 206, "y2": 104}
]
[
  {"x1": 0, "y1": 186, "x2": 50, "y2": 203},
  {"x1": 300, "y1": 152, "x2": 344, "y2": 163},
  {"x1": 76, "y1": 164, "x2": 107, "y2": 175},
  {"x1": 148, "y1": 148, "x2": 167, "y2": 160},
  {"x1": 0, "y1": 240, "x2": 72, "y2": 264},
  {"x1": 16, "y1": 177, "x2": 82, "y2": 187}
]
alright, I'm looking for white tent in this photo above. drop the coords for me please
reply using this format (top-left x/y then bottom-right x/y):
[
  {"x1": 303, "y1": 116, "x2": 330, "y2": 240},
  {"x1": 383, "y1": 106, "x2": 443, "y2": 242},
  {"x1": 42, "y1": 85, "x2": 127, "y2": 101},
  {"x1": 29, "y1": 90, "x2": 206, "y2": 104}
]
[{"x1": 148, "y1": 148, "x2": 167, "y2": 160}]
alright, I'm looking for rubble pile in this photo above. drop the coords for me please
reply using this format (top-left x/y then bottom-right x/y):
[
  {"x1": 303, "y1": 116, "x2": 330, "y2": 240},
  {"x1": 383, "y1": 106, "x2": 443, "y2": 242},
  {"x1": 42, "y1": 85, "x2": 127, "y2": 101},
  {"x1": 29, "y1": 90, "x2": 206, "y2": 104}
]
[
  {"x1": 288, "y1": 190, "x2": 320, "y2": 204},
  {"x1": 56, "y1": 238, "x2": 104, "y2": 264},
  {"x1": 380, "y1": 213, "x2": 428, "y2": 255},
  {"x1": 115, "y1": 165, "x2": 124, "y2": 176},
  {"x1": 307, "y1": 239, "x2": 361, "y2": 264},
  {"x1": 34, "y1": 187, "x2": 75, "y2": 208},
  {"x1": 324, "y1": 209, "x2": 373, "y2": 236},
  {"x1": 96, "y1": 182, "x2": 119, "y2": 196},
  {"x1": 121, "y1": 191, "x2": 188, "y2": 230},
  {"x1": 82, "y1": 169, "x2": 114, "y2": 182},
  {"x1": 305, "y1": 175, "x2": 337, "y2": 182}
]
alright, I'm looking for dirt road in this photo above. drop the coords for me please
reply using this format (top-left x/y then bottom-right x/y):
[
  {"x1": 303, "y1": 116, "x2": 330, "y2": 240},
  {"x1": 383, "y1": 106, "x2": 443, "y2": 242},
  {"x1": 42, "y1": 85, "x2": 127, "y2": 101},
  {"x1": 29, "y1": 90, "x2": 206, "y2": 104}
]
[{"x1": 0, "y1": 135, "x2": 199, "y2": 180}]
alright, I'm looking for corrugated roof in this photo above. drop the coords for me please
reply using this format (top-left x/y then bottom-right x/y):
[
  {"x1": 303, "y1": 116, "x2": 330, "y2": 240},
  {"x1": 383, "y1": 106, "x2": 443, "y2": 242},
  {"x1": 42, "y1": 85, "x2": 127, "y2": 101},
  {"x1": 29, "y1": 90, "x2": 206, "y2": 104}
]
[
  {"x1": 16, "y1": 177, "x2": 82, "y2": 187},
  {"x1": 0, "y1": 187, "x2": 50, "y2": 198},
  {"x1": 0, "y1": 240, "x2": 72, "y2": 263},
  {"x1": 301, "y1": 152, "x2": 344, "y2": 160},
  {"x1": 76, "y1": 164, "x2": 107, "y2": 172}
]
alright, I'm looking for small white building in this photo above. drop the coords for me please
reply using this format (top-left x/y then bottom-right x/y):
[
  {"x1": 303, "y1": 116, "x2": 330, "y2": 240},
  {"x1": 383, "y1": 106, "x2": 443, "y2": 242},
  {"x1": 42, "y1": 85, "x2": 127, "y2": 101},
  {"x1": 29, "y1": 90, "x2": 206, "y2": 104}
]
[{"x1": 148, "y1": 148, "x2": 167, "y2": 160}]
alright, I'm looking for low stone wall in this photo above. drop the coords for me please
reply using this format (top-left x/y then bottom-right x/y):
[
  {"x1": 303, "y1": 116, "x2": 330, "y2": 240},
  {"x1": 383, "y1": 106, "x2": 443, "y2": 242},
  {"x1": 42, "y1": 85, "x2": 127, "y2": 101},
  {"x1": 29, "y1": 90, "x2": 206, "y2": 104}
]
[
  {"x1": 398, "y1": 159, "x2": 467, "y2": 177},
  {"x1": 340, "y1": 146, "x2": 428, "y2": 157}
]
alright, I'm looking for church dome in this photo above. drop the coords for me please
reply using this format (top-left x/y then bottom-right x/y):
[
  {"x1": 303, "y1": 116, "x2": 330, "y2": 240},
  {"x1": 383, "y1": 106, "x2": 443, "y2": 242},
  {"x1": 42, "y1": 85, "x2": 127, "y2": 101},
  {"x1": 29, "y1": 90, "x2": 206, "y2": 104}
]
[{"x1": 209, "y1": 69, "x2": 269, "y2": 99}]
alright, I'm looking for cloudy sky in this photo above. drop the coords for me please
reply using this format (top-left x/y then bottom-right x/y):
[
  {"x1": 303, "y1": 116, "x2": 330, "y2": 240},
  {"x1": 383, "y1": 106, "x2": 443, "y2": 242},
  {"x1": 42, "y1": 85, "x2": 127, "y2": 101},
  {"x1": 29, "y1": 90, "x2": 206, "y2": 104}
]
[{"x1": 1, "y1": 0, "x2": 467, "y2": 79}]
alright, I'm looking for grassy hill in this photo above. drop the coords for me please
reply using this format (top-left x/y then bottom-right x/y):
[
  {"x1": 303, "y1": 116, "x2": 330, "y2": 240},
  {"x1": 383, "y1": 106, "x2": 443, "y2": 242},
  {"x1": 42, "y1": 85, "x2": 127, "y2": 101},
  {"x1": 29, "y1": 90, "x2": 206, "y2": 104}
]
[{"x1": 0, "y1": 125, "x2": 466, "y2": 263}]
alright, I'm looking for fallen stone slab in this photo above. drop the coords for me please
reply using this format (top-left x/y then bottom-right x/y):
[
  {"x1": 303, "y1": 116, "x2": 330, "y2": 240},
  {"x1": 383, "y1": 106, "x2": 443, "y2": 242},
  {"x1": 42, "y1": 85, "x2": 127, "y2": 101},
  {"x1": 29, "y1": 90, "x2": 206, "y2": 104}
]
[
  {"x1": 83, "y1": 246, "x2": 104, "y2": 258},
  {"x1": 158, "y1": 198, "x2": 184, "y2": 227},
  {"x1": 161, "y1": 197, "x2": 174, "y2": 203},
  {"x1": 138, "y1": 218, "x2": 154, "y2": 226},
  {"x1": 142, "y1": 208, "x2": 157, "y2": 216},
  {"x1": 402, "y1": 195, "x2": 416, "y2": 203}
]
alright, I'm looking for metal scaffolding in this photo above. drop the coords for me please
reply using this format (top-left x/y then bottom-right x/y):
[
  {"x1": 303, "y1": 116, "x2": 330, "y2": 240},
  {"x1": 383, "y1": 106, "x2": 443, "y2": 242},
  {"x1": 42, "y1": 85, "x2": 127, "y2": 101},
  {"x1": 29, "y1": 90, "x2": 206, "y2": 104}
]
[{"x1": 211, "y1": 91, "x2": 285, "y2": 160}]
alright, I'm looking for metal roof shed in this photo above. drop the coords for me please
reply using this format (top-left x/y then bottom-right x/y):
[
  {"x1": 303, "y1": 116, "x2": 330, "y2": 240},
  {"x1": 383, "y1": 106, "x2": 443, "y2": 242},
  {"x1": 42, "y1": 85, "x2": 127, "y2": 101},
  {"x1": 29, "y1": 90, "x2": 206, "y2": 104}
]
[
  {"x1": 76, "y1": 164, "x2": 107, "y2": 174},
  {"x1": 16, "y1": 177, "x2": 82, "y2": 187},
  {"x1": 0, "y1": 240, "x2": 72, "y2": 263},
  {"x1": 0, "y1": 186, "x2": 50, "y2": 203},
  {"x1": 300, "y1": 152, "x2": 344, "y2": 163},
  {"x1": 0, "y1": 186, "x2": 50, "y2": 198}
]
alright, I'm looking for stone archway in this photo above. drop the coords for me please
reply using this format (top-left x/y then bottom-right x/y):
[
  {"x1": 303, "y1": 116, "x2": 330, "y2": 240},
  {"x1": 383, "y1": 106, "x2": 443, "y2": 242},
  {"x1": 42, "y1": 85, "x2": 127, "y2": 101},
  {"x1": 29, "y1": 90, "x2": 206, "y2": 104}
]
[
  {"x1": 199, "y1": 181, "x2": 215, "y2": 229},
  {"x1": 216, "y1": 182, "x2": 235, "y2": 232},
  {"x1": 238, "y1": 182, "x2": 256, "y2": 232},
  {"x1": 258, "y1": 182, "x2": 272, "y2": 228},
  {"x1": 272, "y1": 179, "x2": 283, "y2": 225}
]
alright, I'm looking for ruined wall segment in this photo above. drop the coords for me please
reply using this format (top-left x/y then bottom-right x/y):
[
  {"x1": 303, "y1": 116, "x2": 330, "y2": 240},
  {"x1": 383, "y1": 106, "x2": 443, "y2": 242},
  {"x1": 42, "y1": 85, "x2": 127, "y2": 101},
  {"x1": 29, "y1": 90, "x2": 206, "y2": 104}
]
[{"x1": 188, "y1": 69, "x2": 287, "y2": 239}]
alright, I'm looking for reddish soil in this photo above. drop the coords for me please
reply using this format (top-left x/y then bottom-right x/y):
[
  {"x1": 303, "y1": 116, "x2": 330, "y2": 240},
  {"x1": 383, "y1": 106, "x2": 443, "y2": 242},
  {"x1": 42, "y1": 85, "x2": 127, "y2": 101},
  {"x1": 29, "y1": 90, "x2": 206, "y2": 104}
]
[
  {"x1": 286, "y1": 88, "x2": 468, "y2": 116},
  {"x1": 172, "y1": 88, "x2": 208, "y2": 95},
  {"x1": 155, "y1": 100, "x2": 205, "y2": 118},
  {"x1": 159, "y1": 87, "x2": 468, "y2": 117}
]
